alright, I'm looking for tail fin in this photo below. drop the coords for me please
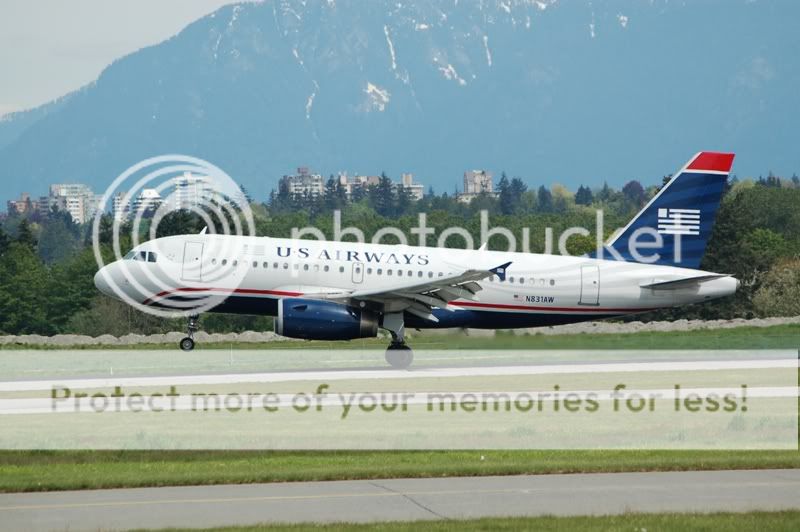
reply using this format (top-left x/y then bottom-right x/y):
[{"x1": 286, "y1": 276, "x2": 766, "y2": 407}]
[{"x1": 602, "y1": 151, "x2": 734, "y2": 269}]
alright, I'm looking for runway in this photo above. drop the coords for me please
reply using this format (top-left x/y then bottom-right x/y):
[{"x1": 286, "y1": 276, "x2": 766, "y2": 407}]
[
  {"x1": 2, "y1": 469, "x2": 799, "y2": 531},
  {"x1": 1, "y1": 357, "x2": 795, "y2": 392}
]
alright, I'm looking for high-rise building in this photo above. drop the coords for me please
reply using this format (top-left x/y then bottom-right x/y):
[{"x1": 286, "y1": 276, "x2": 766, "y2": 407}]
[
  {"x1": 36, "y1": 194, "x2": 67, "y2": 217},
  {"x1": 168, "y1": 172, "x2": 212, "y2": 210},
  {"x1": 49, "y1": 184, "x2": 99, "y2": 224},
  {"x1": 6, "y1": 193, "x2": 32, "y2": 215},
  {"x1": 458, "y1": 170, "x2": 495, "y2": 203},
  {"x1": 112, "y1": 192, "x2": 130, "y2": 222},
  {"x1": 133, "y1": 189, "x2": 163, "y2": 215},
  {"x1": 280, "y1": 167, "x2": 325, "y2": 197},
  {"x1": 399, "y1": 173, "x2": 424, "y2": 200}
]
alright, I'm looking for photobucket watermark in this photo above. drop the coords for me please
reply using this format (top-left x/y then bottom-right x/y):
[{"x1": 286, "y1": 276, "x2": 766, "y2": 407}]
[{"x1": 292, "y1": 209, "x2": 671, "y2": 263}]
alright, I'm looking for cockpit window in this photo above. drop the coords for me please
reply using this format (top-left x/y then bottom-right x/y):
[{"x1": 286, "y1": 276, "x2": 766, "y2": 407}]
[{"x1": 124, "y1": 251, "x2": 156, "y2": 262}]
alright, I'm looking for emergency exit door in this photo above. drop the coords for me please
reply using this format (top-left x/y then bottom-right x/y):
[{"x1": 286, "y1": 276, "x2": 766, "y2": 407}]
[
  {"x1": 181, "y1": 242, "x2": 204, "y2": 282},
  {"x1": 351, "y1": 262, "x2": 364, "y2": 284},
  {"x1": 579, "y1": 265, "x2": 599, "y2": 305}
]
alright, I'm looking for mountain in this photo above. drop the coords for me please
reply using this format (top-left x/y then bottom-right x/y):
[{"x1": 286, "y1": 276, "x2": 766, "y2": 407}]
[{"x1": 1, "y1": 0, "x2": 798, "y2": 203}]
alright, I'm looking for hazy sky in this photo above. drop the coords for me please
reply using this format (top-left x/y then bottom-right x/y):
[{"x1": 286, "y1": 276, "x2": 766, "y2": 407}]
[{"x1": 0, "y1": 0, "x2": 242, "y2": 117}]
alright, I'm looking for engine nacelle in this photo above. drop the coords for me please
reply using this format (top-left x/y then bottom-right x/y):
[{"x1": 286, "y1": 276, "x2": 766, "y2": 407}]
[{"x1": 274, "y1": 298, "x2": 379, "y2": 340}]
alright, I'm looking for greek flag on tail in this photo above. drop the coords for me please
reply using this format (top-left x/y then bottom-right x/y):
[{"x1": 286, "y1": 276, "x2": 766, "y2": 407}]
[{"x1": 599, "y1": 151, "x2": 735, "y2": 269}]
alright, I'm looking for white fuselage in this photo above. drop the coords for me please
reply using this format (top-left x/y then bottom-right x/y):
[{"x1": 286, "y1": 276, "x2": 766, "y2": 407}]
[{"x1": 95, "y1": 234, "x2": 738, "y2": 329}]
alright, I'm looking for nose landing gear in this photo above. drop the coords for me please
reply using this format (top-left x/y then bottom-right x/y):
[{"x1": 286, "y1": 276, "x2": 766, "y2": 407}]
[{"x1": 179, "y1": 315, "x2": 200, "y2": 352}]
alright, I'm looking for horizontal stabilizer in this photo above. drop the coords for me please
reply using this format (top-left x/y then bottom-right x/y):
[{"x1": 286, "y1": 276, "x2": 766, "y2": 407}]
[{"x1": 640, "y1": 274, "x2": 729, "y2": 290}]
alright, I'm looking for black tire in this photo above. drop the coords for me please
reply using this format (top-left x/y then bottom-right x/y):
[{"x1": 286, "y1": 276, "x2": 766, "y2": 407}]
[
  {"x1": 385, "y1": 344, "x2": 413, "y2": 369},
  {"x1": 179, "y1": 337, "x2": 195, "y2": 352}
]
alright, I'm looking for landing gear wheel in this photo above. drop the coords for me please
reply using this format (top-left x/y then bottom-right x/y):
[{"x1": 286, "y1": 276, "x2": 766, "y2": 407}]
[
  {"x1": 385, "y1": 344, "x2": 413, "y2": 369},
  {"x1": 179, "y1": 337, "x2": 195, "y2": 352}
]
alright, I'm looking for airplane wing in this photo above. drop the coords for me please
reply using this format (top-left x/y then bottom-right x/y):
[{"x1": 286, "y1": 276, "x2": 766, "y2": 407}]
[{"x1": 306, "y1": 261, "x2": 512, "y2": 322}]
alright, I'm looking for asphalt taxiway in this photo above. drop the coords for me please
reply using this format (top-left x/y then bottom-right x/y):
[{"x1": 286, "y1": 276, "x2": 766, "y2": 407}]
[{"x1": 2, "y1": 469, "x2": 799, "y2": 531}]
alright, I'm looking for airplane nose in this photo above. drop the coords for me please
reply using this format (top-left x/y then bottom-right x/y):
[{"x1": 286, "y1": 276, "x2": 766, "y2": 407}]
[{"x1": 94, "y1": 266, "x2": 112, "y2": 296}]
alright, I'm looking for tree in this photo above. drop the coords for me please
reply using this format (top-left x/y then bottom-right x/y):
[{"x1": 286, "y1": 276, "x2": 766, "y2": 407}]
[
  {"x1": 575, "y1": 185, "x2": 594, "y2": 206},
  {"x1": 622, "y1": 180, "x2": 646, "y2": 206},
  {"x1": 38, "y1": 208, "x2": 81, "y2": 264},
  {"x1": 0, "y1": 226, "x2": 9, "y2": 256},
  {"x1": 597, "y1": 182, "x2": 613, "y2": 202},
  {"x1": 0, "y1": 242, "x2": 50, "y2": 334},
  {"x1": 757, "y1": 172, "x2": 782, "y2": 188},
  {"x1": 15, "y1": 219, "x2": 37, "y2": 249},
  {"x1": 396, "y1": 183, "x2": 414, "y2": 216},
  {"x1": 238, "y1": 184, "x2": 254, "y2": 204},
  {"x1": 155, "y1": 209, "x2": 201, "y2": 238},
  {"x1": 753, "y1": 259, "x2": 800, "y2": 317},
  {"x1": 324, "y1": 176, "x2": 345, "y2": 211},
  {"x1": 509, "y1": 178, "x2": 528, "y2": 213},
  {"x1": 792, "y1": 174, "x2": 799, "y2": 188},
  {"x1": 373, "y1": 172, "x2": 396, "y2": 217},
  {"x1": 497, "y1": 172, "x2": 513, "y2": 215},
  {"x1": 537, "y1": 185, "x2": 553, "y2": 213}
]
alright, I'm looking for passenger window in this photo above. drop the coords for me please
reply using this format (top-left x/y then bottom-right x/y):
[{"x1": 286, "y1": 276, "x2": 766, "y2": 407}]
[
  {"x1": 303, "y1": 264, "x2": 309, "y2": 271},
  {"x1": 314, "y1": 264, "x2": 319, "y2": 272},
  {"x1": 428, "y1": 271, "x2": 433, "y2": 278},
  {"x1": 233, "y1": 260, "x2": 238, "y2": 267},
  {"x1": 519, "y1": 277, "x2": 524, "y2": 284},
  {"x1": 211, "y1": 258, "x2": 217, "y2": 265},
  {"x1": 509, "y1": 276, "x2": 514, "y2": 283},
  {"x1": 252, "y1": 261, "x2": 258, "y2": 268},
  {"x1": 367, "y1": 268, "x2": 372, "y2": 274},
  {"x1": 388, "y1": 269, "x2": 393, "y2": 276},
  {"x1": 377, "y1": 268, "x2": 383, "y2": 275},
  {"x1": 283, "y1": 263, "x2": 288, "y2": 269},
  {"x1": 550, "y1": 279, "x2": 556, "y2": 286},
  {"x1": 339, "y1": 266, "x2": 344, "y2": 273},
  {"x1": 222, "y1": 259, "x2": 228, "y2": 266},
  {"x1": 418, "y1": 271, "x2": 423, "y2": 277},
  {"x1": 263, "y1": 262, "x2": 268, "y2": 268},
  {"x1": 273, "y1": 262, "x2": 278, "y2": 269},
  {"x1": 324, "y1": 265, "x2": 330, "y2": 272}
]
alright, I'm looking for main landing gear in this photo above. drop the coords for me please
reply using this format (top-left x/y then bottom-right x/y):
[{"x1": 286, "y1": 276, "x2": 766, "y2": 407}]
[
  {"x1": 385, "y1": 343, "x2": 413, "y2": 369},
  {"x1": 382, "y1": 312, "x2": 413, "y2": 369},
  {"x1": 179, "y1": 314, "x2": 199, "y2": 352}
]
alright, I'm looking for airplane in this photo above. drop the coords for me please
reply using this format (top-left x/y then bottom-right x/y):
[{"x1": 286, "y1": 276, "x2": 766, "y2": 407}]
[{"x1": 94, "y1": 151, "x2": 738, "y2": 368}]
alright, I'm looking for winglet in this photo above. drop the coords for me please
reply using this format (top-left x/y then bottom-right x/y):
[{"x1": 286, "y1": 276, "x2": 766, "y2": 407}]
[{"x1": 489, "y1": 261, "x2": 512, "y2": 281}]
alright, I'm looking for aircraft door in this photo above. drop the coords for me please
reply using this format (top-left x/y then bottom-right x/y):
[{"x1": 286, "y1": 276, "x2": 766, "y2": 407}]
[
  {"x1": 182, "y1": 242, "x2": 204, "y2": 282},
  {"x1": 579, "y1": 265, "x2": 599, "y2": 305},
  {"x1": 351, "y1": 262, "x2": 364, "y2": 284}
]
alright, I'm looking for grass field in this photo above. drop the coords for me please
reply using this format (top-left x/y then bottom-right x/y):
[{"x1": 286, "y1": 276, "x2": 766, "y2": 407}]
[
  {"x1": 3, "y1": 323, "x2": 800, "y2": 351},
  {"x1": 1, "y1": 449, "x2": 798, "y2": 493},
  {"x1": 137, "y1": 511, "x2": 800, "y2": 532},
  {"x1": 1, "y1": 325, "x2": 797, "y2": 493}
]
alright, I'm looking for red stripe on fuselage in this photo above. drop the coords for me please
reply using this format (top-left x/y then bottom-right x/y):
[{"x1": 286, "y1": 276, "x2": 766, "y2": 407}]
[
  {"x1": 142, "y1": 287, "x2": 303, "y2": 306},
  {"x1": 450, "y1": 300, "x2": 658, "y2": 313},
  {"x1": 143, "y1": 287, "x2": 658, "y2": 314}
]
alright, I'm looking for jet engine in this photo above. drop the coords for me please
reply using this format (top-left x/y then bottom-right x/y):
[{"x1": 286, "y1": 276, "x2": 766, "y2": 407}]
[{"x1": 274, "y1": 298, "x2": 379, "y2": 340}]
